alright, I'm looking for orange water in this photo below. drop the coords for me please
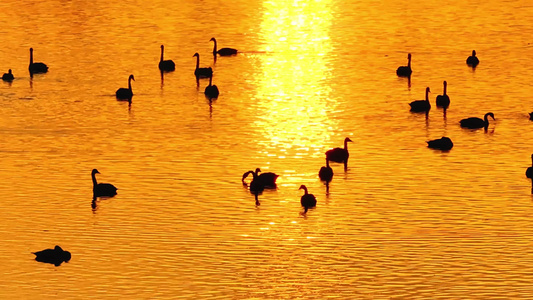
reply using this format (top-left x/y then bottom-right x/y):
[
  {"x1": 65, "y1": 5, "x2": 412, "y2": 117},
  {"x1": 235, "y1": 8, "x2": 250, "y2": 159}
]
[{"x1": 1, "y1": 0, "x2": 533, "y2": 298}]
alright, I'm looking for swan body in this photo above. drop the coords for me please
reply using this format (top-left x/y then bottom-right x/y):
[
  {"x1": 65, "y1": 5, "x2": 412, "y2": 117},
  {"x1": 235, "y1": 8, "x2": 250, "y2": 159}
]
[
  {"x1": 92, "y1": 169, "x2": 118, "y2": 197},
  {"x1": 28, "y1": 48, "x2": 48, "y2": 74},
  {"x1": 529, "y1": 112, "x2": 533, "y2": 121},
  {"x1": 242, "y1": 168, "x2": 279, "y2": 189},
  {"x1": 2, "y1": 69, "x2": 14, "y2": 81},
  {"x1": 460, "y1": 112, "x2": 495, "y2": 129},
  {"x1": 318, "y1": 158, "x2": 333, "y2": 182},
  {"x1": 32, "y1": 245, "x2": 71, "y2": 266},
  {"x1": 116, "y1": 74, "x2": 134, "y2": 99},
  {"x1": 427, "y1": 137, "x2": 453, "y2": 150},
  {"x1": 193, "y1": 53, "x2": 213, "y2": 78},
  {"x1": 204, "y1": 76, "x2": 219, "y2": 98},
  {"x1": 436, "y1": 81, "x2": 450, "y2": 108},
  {"x1": 158, "y1": 45, "x2": 175, "y2": 71},
  {"x1": 299, "y1": 185, "x2": 317, "y2": 213},
  {"x1": 466, "y1": 50, "x2": 480, "y2": 66},
  {"x1": 210, "y1": 37, "x2": 238, "y2": 56},
  {"x1": 396, "y1": 53, "x2": 412, "y2": 77},
  {"x1": 326, "y1": 137, "x2": 353, "y2": 164},
  {"x1": 242, "y1": 170, "x2": 265, "y2": 193},
  {"x1": 527, "y1": 154, "x2": 533, "y2": 179},
  {"x1": 409, "y1": 87, "x2": 431, "y2": 112}
]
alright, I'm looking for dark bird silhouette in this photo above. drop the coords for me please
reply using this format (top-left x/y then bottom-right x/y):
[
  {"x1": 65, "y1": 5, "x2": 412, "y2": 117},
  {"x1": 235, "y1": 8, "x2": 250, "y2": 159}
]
[
  {"x1": 158, "y1": 45, "x2": 175, "y2": 72},
  {"x1": 409, "y1": 87, "x2": 431, "y2": 112},
  {"x1": 436, "y1": 81, "x2": 450, "y2": 109},
  {"x1": 193, "y1": 53, "x2": 213, "y2": 78},
  {"x1": 326, "y1": 137, "x2": 353, "y2": 170},
  {"x1": 2, "y1": 69, "x2": 14, "y2": 81},
  {"x1": 204, "y1": 76, "x2": 219, "y2": 99},
  {"x1": 242, "y1": 168, "x2": 279, "y2": 188},
  {"x1": 396, "y1": 53, "x2": 412, "y2": 77},
  {"x1": 526, "y1": 154, "x2": 533, "y2": 179},
  {"x1": 299, "y1": 185, "x2": 316, "y2": 214},
  {"x1": 460, "y1": 112, "x2": 495, "y2": 129},
  {"x1": 242, "y1": 170, "x2": 265, "y2": 193},
  {"x1": 427, "y1": 137, "x2": 453, "y2": 150},
  {"x1": 28, "y1": 48, "x2": 48, "y2": 74},
  {"x1": 32, "y1": 245, "x2": 71, "y2": 266},
  {"x1": 466, "y1": 50, "x2": 480, "y2": 66},
  {"x1": 116, "y1": 74, "x2": 134, "y2": 99},
  {"x1": 529, "y1": 112, "x2": 533, "y2": 121},
  {"x1": 210, "y1": 37, "x2": 238, "y2": 56},
  {"x1": 92, "y1": 169, "x2": 118, "y2": 197},
  {"x1": 318, "y1": 158, "x2": 333, "y2": 182}
]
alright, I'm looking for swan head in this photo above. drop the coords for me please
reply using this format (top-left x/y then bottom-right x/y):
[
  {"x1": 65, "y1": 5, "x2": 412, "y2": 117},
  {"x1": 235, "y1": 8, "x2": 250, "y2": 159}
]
[
  {"x1": 30, "y1": 47, "x2": 33, "y2": 53},
  {"x1": 129, "y1": 74, "x2": 135, "y2": 81},
  {"x1": 345, "y1": 137, "x2": 353, "y2": 143},
  {"x1": 426, "y1": 87, "x2": 431, "y2": 93},
  {"x1": 486, "y1": 112, "x2": 495, "y2": 120},
  {"x1": 160, "y1": 45, "x2": 164, "y2": 49},
  {"x1": 298, "y1": 184, "x2": 306, "y2": 190},
  {"x1": 408, "y1": 53, "x2": 411, "y2": 59},
  {"x1": 210, "y1": 37, "x2": 216, "y2": 42},
  {"x1": 443, "y1": 81, "x2": 447, "y2": 87},
  {"x1": 193, "y1": 53, "x2": 199, "y2": 58},
  {"x1": 92, "y1": 169, "x2": 100, "y2": 175},
  {"x1": 255, "y1": 168, "x2": 261, "y2": 174},
  {"x1": 472, "y1": 50, "x2": 477, "y2": 56}
]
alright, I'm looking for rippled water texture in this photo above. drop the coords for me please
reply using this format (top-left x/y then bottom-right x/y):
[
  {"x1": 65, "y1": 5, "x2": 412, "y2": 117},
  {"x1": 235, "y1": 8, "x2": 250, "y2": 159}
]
[{"x1": 1, "y1": 0, "x2": 533, "y2": 298}]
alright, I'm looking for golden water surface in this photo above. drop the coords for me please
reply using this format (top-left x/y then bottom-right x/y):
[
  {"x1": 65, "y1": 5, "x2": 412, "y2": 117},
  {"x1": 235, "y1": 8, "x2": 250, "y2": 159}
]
[{"x1": 1, "y1": 0, "x2": 533, "y2": 298}]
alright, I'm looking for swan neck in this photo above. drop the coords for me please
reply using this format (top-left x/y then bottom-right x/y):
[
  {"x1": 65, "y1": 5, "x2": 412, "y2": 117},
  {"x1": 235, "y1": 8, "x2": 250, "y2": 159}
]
[
  {"x1": 302, "y1": 186, "x2": 308, "y2": 195},
  {"x1": 425, "y1": 89, "x2": 429, "y2": 101},
  {"x1": 407, "y1": 55, "x2": 411, "y2": 68},
  {"x1": 196, "y1": 55, "x2": 200, "y2": 69},
  {"x1": 128, "y1": 77, "x2": 132, "y2": 91},
  {"x1": 344, "y1": 140, "x2": 349, "y2": 150},
  {"x1": 443, "y1": 83, "x2": 447, "y2": 95},
  {"x1": 212, "y1": 39, "x2": 217, "y2": 54},
  {"x1": 30, "y1": 50, "x2": 33, "y2": 65},
  {"x1": 160, "y1": 46, "x2": 164, "y2": 62},
  {"x1": 326, "y1": 159, "x2": 330, "y2": 167},
  {"x1": 92, "y1": 172, "x2": 97, "y2": 188}
]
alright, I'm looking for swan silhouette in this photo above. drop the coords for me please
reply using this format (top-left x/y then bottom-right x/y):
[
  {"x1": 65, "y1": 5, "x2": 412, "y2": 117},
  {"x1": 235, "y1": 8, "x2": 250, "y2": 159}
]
[
  {"x1": 396, "y1": 53, "x2": 412, "y2": 77},
  {"x1": 204, "y1": 76, "x2": 219, "y2": 99},
  {"x1": 436, "y1": 81, "x2": 450, "y2": 109},
  {"x1": 466, "y1": 50, "x2": 480, "y2": 66},
  {"x1": 242, "y1": 170, "x2": 265, "y2": 193},
  {"x1": 29, "y1": 48, "x2": 48, "y2": 74},
  {"x1": 427, "y1": 137, "x2": 453, "y2": 150},
  {"x1": 210, "y1": 37, "x2": 238, "y2": 56},
  {"x1": 242, "y1": 168, "x2": 279, "y2": 188},
  {"x1": 318, "y1": 158, "x2": 333, "y2": 182},
  {"x1": 2, "y1": 69, "x2": 14, "y2": 81},
  {"x1": 299, "y1": 185, "x2": 317, "y2": 214},
  {"x1": 527, "y1": 154, "x2": 533, "y2": 179},
  {"x1": 116, "y1": 74, "x2": 134, "y2": 99},
  {"x1": 460, "y1": 112, "x2": 495, "y2": 129},
  {"x1": 193, "y1": 53, "x2": 213, "y2": 78},
  {"x1": 92, "y1": 169, "x2": 118, "y2": 197},
  {"x1": 158, "y1": 45, "x2": 175, "y2": 72},
  {"x1": 326, "y1": 137, "x2": 353, "y2": 170},
  {"x1": 32, "y1": 245, "x2": 71, "y2": 266},
  {"x1": 409, "y1": 87, "x2": 431, "y2": 112},
  {"x1": 529, "y1": 112, "x2": 533, "y2": 121}
]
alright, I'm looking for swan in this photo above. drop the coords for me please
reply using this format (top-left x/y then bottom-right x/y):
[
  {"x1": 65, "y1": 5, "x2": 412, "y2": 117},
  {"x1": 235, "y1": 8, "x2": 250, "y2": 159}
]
[
  {"x1": 32, "y1": 245, "x2": 71, "y2": 266},
  {"x1": 460, "y1": 112, "x2": 495, "y2": 129},
  {"x1": 92, "y1": 169, "x2": 118, "y2": 197},
  {"x1": 210, "y1": 37, "x2": 238, "y2": 56},
  {"x1": 527, "y1": 154, "x2": 533, "y2": 179},
  {"x1": 242, "y1": 168, "x2": 279, "y2": 188},
  {"x1": 466, "y1": 50, "x2": 480, "y2": 66},
  {"x1": 193, "y1": 53, "x2": 213, "y2": 78},
  {"x1": 158, "y1": 45, "x2": 175, "y2": 71},
  {"x1": 2, "y1": 69, "x2": 14, "y2": 81},
  {"x1": 299, "y1": 185, "x2": 317, "y2": 213},
  {"x1": 116, "y1": 74, "x2": 134, "y2": 99},
  {"x1": 436, "y1": 81, "x2": 450, "y2": 108},
  {"x1": 409, "y1": 87, "x2": 431, "y2": 112},
  {"x1": 318, "y1": 158, "x2": 333, "y2": 182},
  {"x1": 326, "y1": 137, "x2": 353, "y2": 167},
  {"x1": 242, "y1": 170, "x2": 265, "y2": 193},
  {"x1": 396, "y1": 53, "x2": 412, "y2": 77},
  {"x1": 28, "y1": 48, "x2": 48, "y2": 74},
  {"x1": 427, "y1": 137, "x2": 453, "y2": 150},
  {"x1": 204, "y1": 76, "x2": 219, "y2": 99}
]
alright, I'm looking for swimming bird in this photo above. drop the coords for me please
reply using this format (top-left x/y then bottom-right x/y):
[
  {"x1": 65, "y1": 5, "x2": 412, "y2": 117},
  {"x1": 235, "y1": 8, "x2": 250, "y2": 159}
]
[
  {"x1": 92, "y1": 169, "x2": 118, "y2": 197},
  {"x1": 526, "y1": 154, "x2": 533, "y2": 179},
  {"x1": 28, "y1": 48, "x2": 48, "y2": 74},
  {"x1": 299, "y1": 185, "x2": 317, "y2": 214},
  {"x1": 242, "y1": 168, "x2": 279, "y2": 188},
  {"x1": 32, "y1": 245, "x2": 71, "y2": 266},
  {"x1": 409, "y1": 87, "x2": 431, "y2": 112},
  {"x1": 318, "y1": 158, "x2": 333, "y2": 182},
  {"x1": 460, "y1": 112, "x2": 495, "y2": 129},
  {"x1": 116, "y1": 74, "x2": 134, "y2": 99},
  {"x1": 326, "y1": 137, "x2": 353, "y2": 170},
  {"x1": 204, "y1": 76, "x2": 219, "y2": 99},
  {"x1": 436, "y1": 81, "x2": 450, "y2": 109},
  {"x1": 158, "y1": 45, "x2": 175, "y2": 72},
  {"x1": 396, "y1": 53, "x2": 412, "y2": 77},
  {"x1": 210, "y1": 37, "x2": 238, "y2": 56},
  {"x1": 242, "y1": 170, "x2": 265, "y2": 193},
  {"x1": 427, "y1": 137, "x2": 453, "y2": 150},
  {"x1": 2, "y1": 69, "x2": 14, "y2": 81},
  {"x1": 193, "y1": 53, "x2": 213, "y2": 78},
  {"x1": 466, "y1": 50, "x2": 479, "y2": 66}
]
